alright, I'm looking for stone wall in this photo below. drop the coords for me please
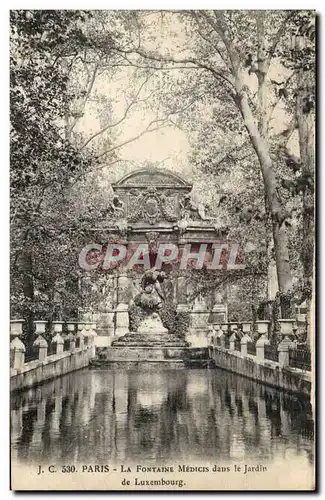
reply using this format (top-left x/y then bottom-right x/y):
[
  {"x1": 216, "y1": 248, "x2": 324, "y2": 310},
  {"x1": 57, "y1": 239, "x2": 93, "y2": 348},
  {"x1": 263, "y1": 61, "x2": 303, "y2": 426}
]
[
  {"x1": 11, "y1": 347, "x2": 93, "y2": 392},
  {"x1": 210, "y1": 346, "x2": 311, "y2": 395}
]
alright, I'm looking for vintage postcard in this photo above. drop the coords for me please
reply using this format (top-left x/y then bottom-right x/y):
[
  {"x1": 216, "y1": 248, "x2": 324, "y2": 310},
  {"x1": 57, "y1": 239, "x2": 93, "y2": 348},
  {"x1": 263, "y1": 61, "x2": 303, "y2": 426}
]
[{"x1": 10, "y1": 9, "x2": 315, "y2": 491}]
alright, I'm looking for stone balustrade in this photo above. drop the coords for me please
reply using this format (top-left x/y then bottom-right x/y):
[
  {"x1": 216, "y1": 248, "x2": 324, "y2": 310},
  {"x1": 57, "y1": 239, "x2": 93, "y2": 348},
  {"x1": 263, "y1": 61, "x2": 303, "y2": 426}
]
[
  {"x1": 209, "y1": 319, "x2": 311, "y2": 372},
  {"x1": 10, "y1": 319, "x2": 97, "y2": 391},
  {"x1": 10, "y1": 319, "x2": 96, "y2": 373},
  {"x1": 209, "y1": 318, "x2": 311, "y2": 395}
]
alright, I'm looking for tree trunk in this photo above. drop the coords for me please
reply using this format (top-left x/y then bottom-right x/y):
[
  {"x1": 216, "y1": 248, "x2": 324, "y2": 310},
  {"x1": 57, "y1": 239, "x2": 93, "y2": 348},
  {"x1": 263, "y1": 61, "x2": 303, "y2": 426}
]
[
  {"x1": 296, "y1": 67, "x2": 315, "y2": 342},
  {"x1": 296, "y1": 68, "x2": 315, "y2": 286},
  {"x1": 213, "y1": 12, "x2": 292, "y2": 315},
  {"x1": 238, "y1": 92, "x2": 293, "y2": 309}
]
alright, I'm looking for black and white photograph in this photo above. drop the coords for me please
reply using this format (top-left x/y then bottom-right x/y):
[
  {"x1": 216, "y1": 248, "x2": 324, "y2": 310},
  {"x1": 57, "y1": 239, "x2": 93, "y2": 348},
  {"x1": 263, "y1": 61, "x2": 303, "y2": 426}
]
[{"x1": 9, "y1": 8, "x2": 315, "y2": 491}]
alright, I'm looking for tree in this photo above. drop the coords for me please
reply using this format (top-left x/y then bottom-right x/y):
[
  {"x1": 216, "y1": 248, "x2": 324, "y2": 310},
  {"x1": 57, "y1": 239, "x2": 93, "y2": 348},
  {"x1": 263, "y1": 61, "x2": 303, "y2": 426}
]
[
  {"x1": 106, "y1": 10, "x2": 315, "y2": 316},
  {"x1": 10, "y1": 10, "x2": 94, "y2": 331}
]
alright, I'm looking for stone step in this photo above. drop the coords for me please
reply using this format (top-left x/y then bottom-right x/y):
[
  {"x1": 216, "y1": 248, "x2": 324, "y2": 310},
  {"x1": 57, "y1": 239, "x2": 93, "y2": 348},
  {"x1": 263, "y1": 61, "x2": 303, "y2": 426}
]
[
  {"x1": 99, "y1": 346, "x2": 210, "y2": 362},
  {"x1": 112, "y1": 343, "x2": 189, "y2": 348},
  {"x1": 111, "y1": 333, "x2": 189, "y2": 348},
  {"x1": 90, "y1": 359, "x2": 215, "y2": 370},
  {"x1": 112, "y1": 338, "x2": 188, "y2": 344},
  {"x1": 114, "y1": 333, "x2": 185, "y2": 341}
]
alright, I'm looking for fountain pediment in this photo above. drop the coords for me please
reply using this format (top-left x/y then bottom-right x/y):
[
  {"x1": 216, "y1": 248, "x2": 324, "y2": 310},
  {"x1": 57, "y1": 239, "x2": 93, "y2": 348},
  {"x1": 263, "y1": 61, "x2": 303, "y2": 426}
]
[
  {"x1": 112, "y1": 168, "x2": 192, "y2": 190},
  {"x1": 110, "y1": 168, "x2": 216, "y2": 227}
]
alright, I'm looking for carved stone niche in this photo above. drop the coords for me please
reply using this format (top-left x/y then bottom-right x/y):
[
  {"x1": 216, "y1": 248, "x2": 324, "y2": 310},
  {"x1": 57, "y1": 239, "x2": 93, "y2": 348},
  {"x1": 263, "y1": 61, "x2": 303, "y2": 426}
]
[
  {"x1": 111, "y1": 168, "x2": 193, "y2": 225},
  {"x1": 145, "y1": 231, "x2": 160, "y2": 254}
]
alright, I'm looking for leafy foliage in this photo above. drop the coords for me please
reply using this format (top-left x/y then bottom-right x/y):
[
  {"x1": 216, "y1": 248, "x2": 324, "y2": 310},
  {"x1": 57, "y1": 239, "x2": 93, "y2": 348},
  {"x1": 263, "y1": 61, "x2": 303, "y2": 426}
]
[
  {"x1": 10, "y1": 10, "x2": 95, "y2": 327},
  {"x1": 159, "y1": 298, "x2": 190, "y2": 338}
]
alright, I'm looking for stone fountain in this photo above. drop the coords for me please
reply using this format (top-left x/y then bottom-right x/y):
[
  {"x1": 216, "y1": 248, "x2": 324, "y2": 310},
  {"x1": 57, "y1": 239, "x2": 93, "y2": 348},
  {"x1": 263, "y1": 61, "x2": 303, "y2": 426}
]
[{"x1": 99, "y1": 270, "x2": 211, "y2": 368}]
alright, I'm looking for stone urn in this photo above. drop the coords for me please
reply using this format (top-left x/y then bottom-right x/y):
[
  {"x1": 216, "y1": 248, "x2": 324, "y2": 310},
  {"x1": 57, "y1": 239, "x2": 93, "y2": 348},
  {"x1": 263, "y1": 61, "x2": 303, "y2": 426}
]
[
  {"x1": 10, "y1": 319, "x2": 24, "y2": 339},
  {"x1": 256, "y1": 320, "x2": 270, "y2": 336},
  {"x1": 34, "y1": 320, "x2": 47, "y2": 336}
]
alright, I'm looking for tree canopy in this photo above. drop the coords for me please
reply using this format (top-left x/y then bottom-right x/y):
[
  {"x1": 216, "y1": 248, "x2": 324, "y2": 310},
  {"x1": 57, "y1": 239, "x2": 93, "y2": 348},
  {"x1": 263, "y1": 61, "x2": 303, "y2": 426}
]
[{"x1": 10, "y1": 10, "x2": 315, "y2": 328}]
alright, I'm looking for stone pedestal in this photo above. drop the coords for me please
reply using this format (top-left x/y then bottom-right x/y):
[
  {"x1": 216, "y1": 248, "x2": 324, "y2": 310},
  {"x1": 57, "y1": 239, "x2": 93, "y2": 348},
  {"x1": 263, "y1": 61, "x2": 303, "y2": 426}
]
[
  {"x1": 210, "y1": 289, "x2": 227, "y2": 323},
  {"x1": 115, "y1": 274, "x2": 130, "y2": 336},
  {"x1": 33, "y1": 335, "x2": 48, "y2": 361},
  {"x1": 229, "y1": 332, "x2": 236, "y2": 351},
  {"x1": 103, "y1": 311, "x2": 115, "y2": 336},
  {"x1": 77, "y1": 323, "x2": 85, "y2": 349},
  {"x1": 210, "y1": 304, "x2": 227, "y2": 324},
  {"x1": 52, "y1": 333, "x2": 64, "y2": 354},
  {"x1": 95, "y1": 275, "x2": 117, "y2": 346},
  {"x1": 278, "y1": 336, "x2": 292, "y2": 368},
  {"x1": 256, "y1": 334, "x2": 270, "y2": 361},
  {"x1": 10, "y1": 320, "x2": 25, "y2": 371},
  {"x1": 66, "y1": 322, "x2": 76, "y2": 351},
  {"x1": 10, "y1": 337, "x2": 25, "y2": 370},
  {"x1": 208, "y1": 324, "x2": 215, "y2": 345},
  {"x1": 240, "y1": 334, "x2": 252, "y2": 357},
  {"x1": 115, "y1": 303, "x2": 129, "y2": 336},
  {"x1": 213, "y1": 326, "x2": 221, "y2": 346},
  {"x1": 138, "y1": 312, "x2": 168, "y2": 335},
  {"x1": 218, "y1": 332, "x2": 226, "y2": 348},
  {"x1": 95, "y1": 311, "x2": 115, "y2": 346},
  {"x1": 186, "y1": 297, "x2": 210, "y2": 347}
]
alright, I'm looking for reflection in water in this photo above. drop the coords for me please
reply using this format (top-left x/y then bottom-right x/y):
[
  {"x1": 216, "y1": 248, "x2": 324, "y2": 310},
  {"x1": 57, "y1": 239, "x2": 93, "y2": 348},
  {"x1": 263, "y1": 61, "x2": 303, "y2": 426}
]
[{"x1": 11, "y1": 368, "x2": 314, "y2": 466}]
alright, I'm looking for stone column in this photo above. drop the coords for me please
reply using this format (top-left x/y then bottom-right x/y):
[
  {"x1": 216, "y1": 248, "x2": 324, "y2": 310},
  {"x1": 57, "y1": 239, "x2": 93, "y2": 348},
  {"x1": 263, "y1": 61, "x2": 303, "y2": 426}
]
[
  {"x1": 10, "y1": 320, "x2": 25, "y2": 371},
  {"x1": 96, "y1": 275, "x2": 117, "y2": 346},
  {"x1": 229, "y1": 332, "x2": 236, "y2": 351},
  {"x1": 83, "y1": 322, "x2": 91, "y2": 345},
  {"x1": 33, "y1": 321, "x2": 48, "y2": 361},
  {"x1": 10, "y1": 337, "x2": 26, "y2": 370},
  {"x1": 67, "y1": 333, "x2": 76, "y2": 352},
  {"x1": 214, "y1": 327, "x2": 224, "y2": 347},
  {"x1": 212, "y1": 324, "x2": 220, "y2": 345},
  {"x1": 67, "y1": 322, "x2": 76, "y2": 352},
  {"x1": 33, "y1": 335, "x2": 48, "y2": 361},
  {"x1": 240, "y1": 334, "x2": 252, "y2": 357},
  {"x1": 256, "y1": 334, "x2": 270, "y2": 361},
  {"x1": 208, "y1": 324, "x2": 215, "y2": 345},
  {"x1": 115, "y1": 273, "x2": 130, "y2": 336},
  {"x1": 211, "y1": 290, "x2": 227, "y2": 324},
  {"x1": 187, "y1": 295, "x2": 210, "y2": 347},
  {"x1": 77, "y1": 323, "x2": 85, "y2": 349},
  {"x1": 277, "y1": 319, "x2": 295, "y2": 368},
  {"x1": 51, "y1": 333, "x2": 64, "y2": 354},
  {"x1": 219, "y1": 332, "x2": 226, "y2": 348},
  {"x1": 278, "y1": 337, "x2": 291, "y2": 368}
]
